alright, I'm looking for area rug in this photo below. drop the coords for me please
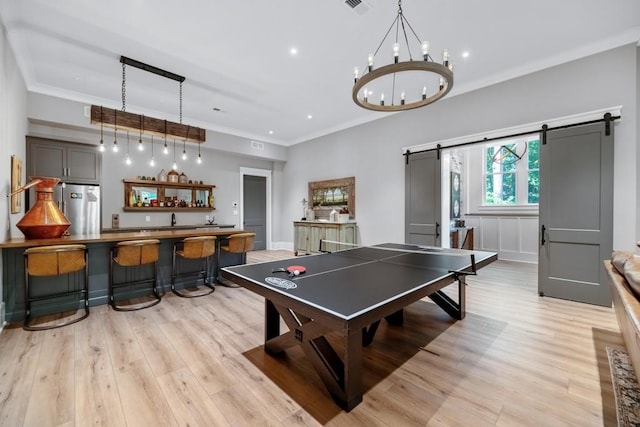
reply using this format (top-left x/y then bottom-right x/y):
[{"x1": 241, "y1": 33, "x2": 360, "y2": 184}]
[{"x1": 607, "y1": 347, "x2": 640, "y2": 426}]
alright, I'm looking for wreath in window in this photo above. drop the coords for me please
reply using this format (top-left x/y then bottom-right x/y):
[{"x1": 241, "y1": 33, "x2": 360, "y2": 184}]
[{"x1": 491, "y1": 142, "x2": 528, "y2": 166}]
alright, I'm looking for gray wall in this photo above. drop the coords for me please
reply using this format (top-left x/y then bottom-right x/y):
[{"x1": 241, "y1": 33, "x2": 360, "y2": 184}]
[
  {"x1": 282, "y1": 44, "x2": 639, "y2": 250},
  {"x1": 0, "y1": 20, "x2": 29, "y2": 323}
]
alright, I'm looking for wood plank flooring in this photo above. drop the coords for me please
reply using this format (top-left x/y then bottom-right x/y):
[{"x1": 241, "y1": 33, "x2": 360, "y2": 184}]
[{"x1": 0, "y1": 250, "x2": 624, "y2": 426}]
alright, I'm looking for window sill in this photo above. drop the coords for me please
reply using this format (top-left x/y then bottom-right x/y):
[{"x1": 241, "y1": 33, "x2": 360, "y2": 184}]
[{"x1": 467, "y1": 205, "x2": 539, "y2": 216}]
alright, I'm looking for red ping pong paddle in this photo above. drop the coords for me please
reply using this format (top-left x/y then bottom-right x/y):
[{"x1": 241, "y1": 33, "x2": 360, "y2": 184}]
[{"x1": 286, "y1": 265, "x2": 306, "y2": 276}]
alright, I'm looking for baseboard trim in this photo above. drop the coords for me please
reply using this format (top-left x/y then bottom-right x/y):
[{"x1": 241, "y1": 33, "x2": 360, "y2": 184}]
[{"x1": 270, "y1": 241, "x2": 294, "y2": 251}]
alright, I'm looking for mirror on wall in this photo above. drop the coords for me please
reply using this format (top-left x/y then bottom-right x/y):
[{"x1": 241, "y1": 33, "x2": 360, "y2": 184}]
[
  {"x1": 132, "y1": 186, "x2": 158, "y2": 202},
  {"x1": 308, "y1": 176, "x2": 355, "y2": 218},
  {"x1": 165, "y1": 188, "x2": 192, "y2": 203}
]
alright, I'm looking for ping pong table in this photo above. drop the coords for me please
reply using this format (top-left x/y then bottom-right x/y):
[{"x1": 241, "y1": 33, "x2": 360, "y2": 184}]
[{"x1": 221, "y1": 243, "x2": 497, "y2": 411}]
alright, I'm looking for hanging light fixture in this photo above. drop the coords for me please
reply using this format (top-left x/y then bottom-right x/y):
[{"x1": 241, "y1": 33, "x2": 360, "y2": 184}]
[
  {"x1": 197, "y1": 142, "x2": 202, "y2": 164},
  {"x1": 150, "y1": 135, "x2": 156, "y2": 167},
  {"x1": 138, "y1": 115, "x2": 144, "y2": 151},
  {"x1": 112, "y1": 109, "x2": 119, "y2": 152},
  {"x1": 352, "y1": 0, "x2": 453, "y2": 111},
  {"x1": 98, "y1": 106, "x2": 105, "y2": 152},
  {"x1": 125, "y1": 131, "x2": 132, "y2": 165},
  {"x1": 90, "y1": 56, "x2": 205, "y2": 155}
]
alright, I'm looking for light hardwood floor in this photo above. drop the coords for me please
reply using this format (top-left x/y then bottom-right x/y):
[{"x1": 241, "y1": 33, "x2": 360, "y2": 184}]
[{"x1": 0, "y1": 250, "x2": 624, "y2": 426}]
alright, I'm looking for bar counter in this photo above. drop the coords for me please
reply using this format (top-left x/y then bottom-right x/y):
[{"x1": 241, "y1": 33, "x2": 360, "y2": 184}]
[{"x1": 1, "y1": 228, "x2": 248, "y2": 323}]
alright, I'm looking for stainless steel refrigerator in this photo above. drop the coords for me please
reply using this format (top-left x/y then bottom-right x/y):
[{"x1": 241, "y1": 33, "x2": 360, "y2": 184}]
[{"x1": 29, "y1": 183, "x2": 101, "y2": 235}]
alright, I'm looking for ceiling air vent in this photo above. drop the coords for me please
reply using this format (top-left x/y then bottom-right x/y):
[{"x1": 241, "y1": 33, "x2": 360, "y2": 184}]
[
  {"x1": 250, "y1": 141, "x2": 265, "y2": 151},
  {"x1": 345, "y1": 0, "x2": 370, "y2": 15}
]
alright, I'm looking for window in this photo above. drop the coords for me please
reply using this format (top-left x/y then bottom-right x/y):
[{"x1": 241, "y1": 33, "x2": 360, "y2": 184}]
[{"x1": 483, "y1": 137, "x2": 539, "y2": 206}]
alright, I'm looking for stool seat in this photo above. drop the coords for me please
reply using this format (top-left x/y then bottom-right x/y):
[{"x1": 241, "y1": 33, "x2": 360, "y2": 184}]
[
  {"x1": 110, "y1": 239, "x2": 161, "y2": 311},
  {"x1": 216, "y1": 232, "x2": 255, "y2": 287},
  {"x1": 171, "y1": 236, "x2": 216, "y2": 298},
  {"x1": 23, "y1": 244, "x2": 89, "y2": 331}
]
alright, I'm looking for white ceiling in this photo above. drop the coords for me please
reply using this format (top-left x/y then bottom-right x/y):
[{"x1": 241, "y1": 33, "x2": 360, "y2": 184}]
[{"x1": 1, "y1": 0, "x2": 639, "y2": 146}]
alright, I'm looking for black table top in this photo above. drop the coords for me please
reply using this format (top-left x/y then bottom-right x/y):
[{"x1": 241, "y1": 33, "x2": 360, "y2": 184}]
[{"x1": 223, "y1": 243, "x2": 496, "y2": 319}]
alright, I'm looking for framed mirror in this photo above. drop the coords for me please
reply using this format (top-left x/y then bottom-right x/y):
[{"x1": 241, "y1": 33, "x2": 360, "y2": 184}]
[{"x1": 308, "y1": 176, "x2": 355, "y2": 218}]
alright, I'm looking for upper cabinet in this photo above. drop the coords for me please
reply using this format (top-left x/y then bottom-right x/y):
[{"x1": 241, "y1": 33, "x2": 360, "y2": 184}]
[{"x1": 27, "y1": 137, "x2": 102, "y2": 184}]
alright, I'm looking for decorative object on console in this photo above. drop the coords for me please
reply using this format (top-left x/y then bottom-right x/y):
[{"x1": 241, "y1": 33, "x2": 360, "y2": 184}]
[
  {"x1": 10, "y1": 155, "x2": 23, "y2": 214},
  {"x1": 352, "y1": 0, "x2": 453, "y2": 112},
  {"x1": 90, "y1": 56, "x2": 205, "y2": 162}
]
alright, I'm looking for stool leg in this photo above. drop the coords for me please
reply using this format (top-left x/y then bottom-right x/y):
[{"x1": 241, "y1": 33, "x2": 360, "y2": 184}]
[
  {"x1": 109, "y1": 247, "x2": 115, "y2": 309},
  {"x1": 23, "y1": 255, "x2": 31, "y2": 329},
  {"x1": 171, "y1": 243, "x2": 178, "y2": 293},
  {"x1": 83, "y1": 249, "x2": 90, "y2": 316}
]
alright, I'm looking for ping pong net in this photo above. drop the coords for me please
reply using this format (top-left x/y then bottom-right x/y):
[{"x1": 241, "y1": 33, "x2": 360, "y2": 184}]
[{"x1": 318, "y1": 240, "x2": 478, "y2": 279}]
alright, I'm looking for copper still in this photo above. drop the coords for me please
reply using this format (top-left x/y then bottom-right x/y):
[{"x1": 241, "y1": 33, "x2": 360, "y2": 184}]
[{"x1": 15, "y1": 177, "x2": 70, "y2": 239}]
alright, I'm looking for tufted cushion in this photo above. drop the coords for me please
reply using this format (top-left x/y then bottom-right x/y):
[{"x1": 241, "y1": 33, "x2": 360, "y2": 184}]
[
  {"x1": 624, "y1": 256, "x2": 640, "y2": 297},
  {"x1": 612, "y1": 250, "x2": 637, "y2": 275}
]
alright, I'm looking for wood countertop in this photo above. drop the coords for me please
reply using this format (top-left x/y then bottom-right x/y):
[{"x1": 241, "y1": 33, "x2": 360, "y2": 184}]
[{"x1": 0, "y1": 228, "x2": 246, "y2": 249}]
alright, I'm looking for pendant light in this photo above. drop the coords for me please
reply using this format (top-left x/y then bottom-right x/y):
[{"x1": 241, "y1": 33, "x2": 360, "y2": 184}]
[
  {"x1": 182, "y1": 140, "x2": 187, "y2": 161},
  {"x1": 197, "y1": 142, "x2": 202, "y2": 164},
  {"x1": 172, "y1": 139, "x2": 178, "y2": 170},
  {"x1": 137, "y1": 115, "x2": 144, "y2": 151},
  {"x1": 98, "y1": 106, "x2": 105, "y2": 152},
  {"x1": 163, "y1": 120, "x2": 169, "y2": 155},
  {"x1": 112, "y1": 109, "x2": 119, "y2": 152},
  {"x1": 125, "y1": 131, "x2": 132, "y2": 165},
  {"x1": 149, "y1": 135, "x2": 155, "y2": 167}
]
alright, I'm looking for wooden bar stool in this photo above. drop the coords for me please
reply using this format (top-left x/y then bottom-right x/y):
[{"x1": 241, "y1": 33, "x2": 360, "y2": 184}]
[
  {"x1": 109, "y1": 239, "x2": 161, "y2": 311},
  {"x1": 216, "y1": 232, "x2": 255, "y2": 287},
  {"x1": 171, "y1": 236, "x2": 216, "y2": 298},
  {"x1": 23, "y1": 244, "x2": 89, "y2": 331}
]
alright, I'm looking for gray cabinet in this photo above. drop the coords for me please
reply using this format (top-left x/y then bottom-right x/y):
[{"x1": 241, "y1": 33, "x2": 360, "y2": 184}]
[
  {"x1": 294, "y1": 221, "x2": 357, "y2": 255},
  {"x1": 27, "y1": 137, "x2": 101, "y2": 184}
]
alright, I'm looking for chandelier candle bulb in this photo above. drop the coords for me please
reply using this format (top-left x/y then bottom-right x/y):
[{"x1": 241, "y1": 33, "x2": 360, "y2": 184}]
[
  {"x1": 380, "y1": 93, "x2": 385, "y2": 106},
  {"x1": 421, "y1": 41, "x2": 429, "y2": 60},
  {"x1": 393, "y1": 43, "x2": 399, "y2": 63},
  {"x1": 422, "y1": 86, "x2": 427, "y2": 100},
  {"x1": 439, "y1": 76, "x2": 445, "y2": 90},
  {"x1": 368, "y1": 54, "x2": 374, "y2": 71},
  {"x1": 353, "y1": 67, "x2": 359, "y2": 83},
  {"x1": 401, "y1": 91, "x2": 406, "y2": 105},
  {"x1": 363, "y1": 87, "x2": 368, "y2": 102},
  {"x1": 443, "y1": 49, "x2": 449, "y2": 66}
]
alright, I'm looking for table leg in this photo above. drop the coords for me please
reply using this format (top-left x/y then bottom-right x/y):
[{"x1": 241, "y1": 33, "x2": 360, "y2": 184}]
[{"x1": 265, "y1": 299, "x2": 280, "y2": 346}]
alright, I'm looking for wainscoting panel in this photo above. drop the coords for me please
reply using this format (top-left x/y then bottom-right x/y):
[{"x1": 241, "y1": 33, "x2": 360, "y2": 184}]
[{"x1": 465, "y1": 215, "x2": 538, "y2": 263}]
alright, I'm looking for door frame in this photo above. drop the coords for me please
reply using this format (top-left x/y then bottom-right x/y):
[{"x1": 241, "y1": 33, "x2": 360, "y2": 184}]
[{"x1": 240, "y1": 167, "x2": 272, "y2": 250}]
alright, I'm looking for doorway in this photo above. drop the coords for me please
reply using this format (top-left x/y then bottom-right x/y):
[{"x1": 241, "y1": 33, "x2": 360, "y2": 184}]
[{"x1": 240, "y1": 167, "x2": 271, "y2": 250}]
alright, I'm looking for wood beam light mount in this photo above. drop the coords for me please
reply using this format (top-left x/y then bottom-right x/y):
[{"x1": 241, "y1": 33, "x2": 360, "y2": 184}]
[{"x1": 90, "y1": 106, "x2": 205, "y2": 143}]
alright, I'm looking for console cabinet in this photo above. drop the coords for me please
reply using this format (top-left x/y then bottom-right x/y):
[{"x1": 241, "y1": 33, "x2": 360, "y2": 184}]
[
  {"x1": 294, "y1": 221, "x2": 356, "y2": 255},
  {"x1": 27, "y1": 137, "x2": 102, "y2": 184}
]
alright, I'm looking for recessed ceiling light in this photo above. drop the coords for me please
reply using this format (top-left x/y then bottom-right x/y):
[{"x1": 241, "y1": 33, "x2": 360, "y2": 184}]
[
  {"x1": 290, "y1": 47, "x2": 298, "y2": 55},
  {"x1": 307, "y1": 114, "x2": 313, "y2": 119},
  {"x1": 462, "y1": 51, "x2": 470, "y2": 58}
]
